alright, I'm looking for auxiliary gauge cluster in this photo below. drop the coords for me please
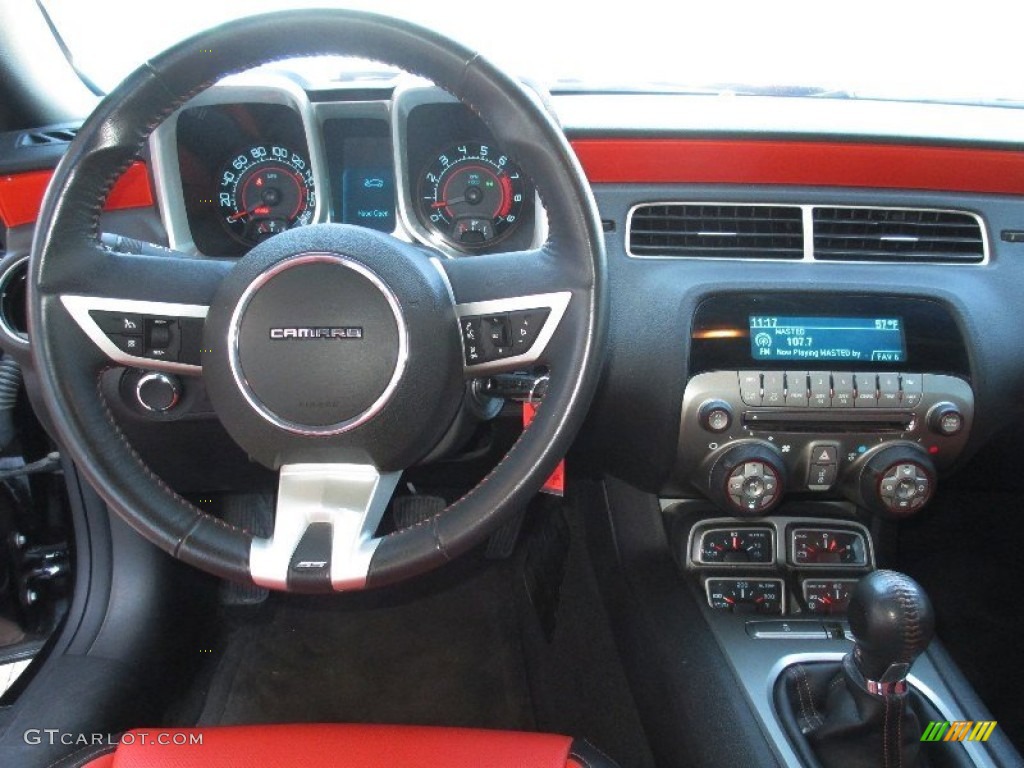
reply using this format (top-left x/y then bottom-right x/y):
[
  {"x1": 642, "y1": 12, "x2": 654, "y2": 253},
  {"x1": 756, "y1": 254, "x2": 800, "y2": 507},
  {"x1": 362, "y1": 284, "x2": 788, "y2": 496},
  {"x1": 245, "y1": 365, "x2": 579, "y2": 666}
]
[{"x1": 685, "y1": 517, "x2": 874, "y2": 617}]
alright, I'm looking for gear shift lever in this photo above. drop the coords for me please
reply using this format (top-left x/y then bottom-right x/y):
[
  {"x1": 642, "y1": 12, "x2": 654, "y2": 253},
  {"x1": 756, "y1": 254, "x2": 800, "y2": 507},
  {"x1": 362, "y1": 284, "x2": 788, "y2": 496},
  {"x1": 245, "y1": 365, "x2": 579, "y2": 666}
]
[
  {"x1": 779, "y1": 571, "x2": 937, "y2": 768},
  {"x1": 847, "y1": 570, "x2": 935, "y2": 693}
]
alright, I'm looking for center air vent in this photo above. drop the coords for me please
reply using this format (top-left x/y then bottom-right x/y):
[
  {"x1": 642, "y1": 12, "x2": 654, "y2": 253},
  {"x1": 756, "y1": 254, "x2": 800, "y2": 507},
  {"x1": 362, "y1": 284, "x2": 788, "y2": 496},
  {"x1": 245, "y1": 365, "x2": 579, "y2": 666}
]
[
  {"x1": 813, "y1": 207, "x2": 985, "y2": 263},
  {"x1": 629, "y1": 204, "x2": 804, "y2": 259}
]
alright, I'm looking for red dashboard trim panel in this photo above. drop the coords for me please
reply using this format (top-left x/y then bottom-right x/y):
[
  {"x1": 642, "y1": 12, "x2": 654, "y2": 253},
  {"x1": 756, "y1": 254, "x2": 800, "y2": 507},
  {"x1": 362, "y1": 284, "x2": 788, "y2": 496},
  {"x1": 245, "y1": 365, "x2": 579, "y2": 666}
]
[
  {"x1": 570, "y1": 139, "x2": 1024, "y2": 195},
  {"x1": 0, "y1": 161, "x2": 153, "y2": 228}
]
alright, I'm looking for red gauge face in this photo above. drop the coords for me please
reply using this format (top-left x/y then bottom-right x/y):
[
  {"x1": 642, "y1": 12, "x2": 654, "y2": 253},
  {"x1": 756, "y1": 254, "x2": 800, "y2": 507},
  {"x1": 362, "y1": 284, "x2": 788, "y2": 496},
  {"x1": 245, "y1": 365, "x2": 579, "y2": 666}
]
[
  {"x1": 417, "y1": 141, "x2": 527, "y2": 251},
  {"x1": 218, "y1": 144, "x2": 316, "y2": 245}
]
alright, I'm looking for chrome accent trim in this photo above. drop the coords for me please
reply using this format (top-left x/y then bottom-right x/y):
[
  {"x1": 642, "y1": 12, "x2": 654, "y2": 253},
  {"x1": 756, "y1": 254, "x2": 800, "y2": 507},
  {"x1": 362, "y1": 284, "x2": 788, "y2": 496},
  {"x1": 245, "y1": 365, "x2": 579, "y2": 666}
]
[
  {"x1": 134, "y1": 372, "x2": 180, "y2": 413},
  {"x1": 249, "y1": 463, "x2": 400, "y2": 591},
  {"x1": 790, "y1": 527, "x2": 871, "y2": 568},
  {"x1": 705, "y1": 577, "x2": 786, "y2": 615},
  {"x1": 149, "y1": 76, "x2": 329, "y2": 256},
  {"x1": 625, "y1": 202, "x2": 990, "y2": 264},
  {"x1": 227, "y1": 253, "x2": 408, "y2": 436},
  {"x1": 693, "y1": 525, "x2": 776, "y2": 566},
  {"x1": 455, "y1": 291, "x2": 571, "y2": 375},
  {"x1": 0, "y1": 255, "x2": 29, "y2": 348},
  {"x1": 60, "y1": 296, "x2": 207, "y2": 375}
]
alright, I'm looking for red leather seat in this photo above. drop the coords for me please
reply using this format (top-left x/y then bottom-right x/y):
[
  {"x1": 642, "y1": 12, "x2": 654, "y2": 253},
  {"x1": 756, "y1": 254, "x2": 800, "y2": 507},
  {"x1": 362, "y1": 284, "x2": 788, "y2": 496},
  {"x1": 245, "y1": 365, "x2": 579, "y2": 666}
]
[{"x1": 75, "y1": 724, "x2": 619, "y2": 767}]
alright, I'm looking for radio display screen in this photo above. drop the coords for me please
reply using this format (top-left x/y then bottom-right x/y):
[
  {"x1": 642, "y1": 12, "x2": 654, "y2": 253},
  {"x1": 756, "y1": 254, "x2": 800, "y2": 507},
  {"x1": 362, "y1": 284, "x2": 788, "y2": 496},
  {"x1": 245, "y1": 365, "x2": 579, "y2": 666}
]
[{"x1": 748, "y1": 316, "x2": 906, "y2": 362}]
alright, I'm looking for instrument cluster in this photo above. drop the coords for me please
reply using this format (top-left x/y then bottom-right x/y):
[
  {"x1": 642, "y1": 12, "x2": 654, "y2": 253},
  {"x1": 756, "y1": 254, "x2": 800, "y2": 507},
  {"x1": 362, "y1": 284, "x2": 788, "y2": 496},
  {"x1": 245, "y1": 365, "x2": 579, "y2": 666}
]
[{"x1": 166, "y1": 85, "x2": 538, "y2": 258}]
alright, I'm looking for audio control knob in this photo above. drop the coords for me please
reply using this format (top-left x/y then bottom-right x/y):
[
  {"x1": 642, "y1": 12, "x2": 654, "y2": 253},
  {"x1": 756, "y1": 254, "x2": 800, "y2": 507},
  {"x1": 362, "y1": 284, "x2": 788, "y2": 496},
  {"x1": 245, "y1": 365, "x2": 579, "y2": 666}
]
[
  {"x1": 698, "y1": 399, "x2": 733, "y2": 433},
  {"x1": 845, "y1": 443, "x2": 936, "y2": 518},
  {"x1": 698, "y1": 441, "x2": 787, "y2": 516},
  {"x1": 136, "y1": 372, "x2": 181, "y2": 413},
  {"x1": 927, "y1": 402, "x2": 964, "y2": 436}
]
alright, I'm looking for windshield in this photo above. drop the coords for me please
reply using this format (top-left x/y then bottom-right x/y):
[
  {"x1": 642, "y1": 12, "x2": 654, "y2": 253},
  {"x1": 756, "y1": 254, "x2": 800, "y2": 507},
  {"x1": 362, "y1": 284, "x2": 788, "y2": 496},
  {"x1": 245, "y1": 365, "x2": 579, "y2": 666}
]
[{"x1": 40, "y1": 0, "x2": 1024, "y2": 107}]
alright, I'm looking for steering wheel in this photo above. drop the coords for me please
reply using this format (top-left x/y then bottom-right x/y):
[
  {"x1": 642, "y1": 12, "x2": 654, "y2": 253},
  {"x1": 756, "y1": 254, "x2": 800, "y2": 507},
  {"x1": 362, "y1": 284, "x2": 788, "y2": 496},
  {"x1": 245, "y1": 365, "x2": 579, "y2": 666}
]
[{"x1": 27, "y1": 10, "x2": 605, "y2": 592}]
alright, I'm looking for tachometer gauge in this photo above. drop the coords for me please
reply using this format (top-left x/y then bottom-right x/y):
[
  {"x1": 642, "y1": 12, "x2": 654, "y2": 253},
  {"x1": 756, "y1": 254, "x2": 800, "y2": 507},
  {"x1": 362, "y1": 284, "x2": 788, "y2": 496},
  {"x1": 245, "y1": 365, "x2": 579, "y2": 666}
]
[
  {"x1": 417, "y1": 141, "x2": 527, "y2": 250},
  {"x1": 218, "y1": 144, "x2": 315, "y2": 245}
]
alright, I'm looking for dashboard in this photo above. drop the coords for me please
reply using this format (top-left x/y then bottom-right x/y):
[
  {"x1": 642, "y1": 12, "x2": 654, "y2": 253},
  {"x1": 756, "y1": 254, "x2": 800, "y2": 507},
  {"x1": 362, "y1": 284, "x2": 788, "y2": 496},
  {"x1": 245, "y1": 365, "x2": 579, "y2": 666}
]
[{"x1": 151, "y1": 77, "x2": 539, "y2": 259}]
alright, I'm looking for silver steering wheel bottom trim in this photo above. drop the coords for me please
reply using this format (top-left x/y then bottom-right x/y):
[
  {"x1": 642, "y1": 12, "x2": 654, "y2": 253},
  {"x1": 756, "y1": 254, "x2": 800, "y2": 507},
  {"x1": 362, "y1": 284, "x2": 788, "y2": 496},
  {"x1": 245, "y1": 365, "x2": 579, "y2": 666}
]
[
  {"x1": 455, "y1": 291, "x2": 571, "y2": 376},
  {"x1": 250, "y1": 463, "x2": 400, "y2": 591},
  {"x1": 60, "y1": 295, "x2": 208, "y2": 375},
  {"x1": 226, "y1": 252, "x2": 409, "y2": 436}
]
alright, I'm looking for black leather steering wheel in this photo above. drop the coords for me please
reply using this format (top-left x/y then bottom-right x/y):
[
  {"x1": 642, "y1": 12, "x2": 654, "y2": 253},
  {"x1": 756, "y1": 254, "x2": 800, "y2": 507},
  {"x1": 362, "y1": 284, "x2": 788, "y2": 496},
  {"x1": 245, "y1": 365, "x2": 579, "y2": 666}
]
[{"x1": 27, "y1": 10, "x2": 605, "y2": 592}]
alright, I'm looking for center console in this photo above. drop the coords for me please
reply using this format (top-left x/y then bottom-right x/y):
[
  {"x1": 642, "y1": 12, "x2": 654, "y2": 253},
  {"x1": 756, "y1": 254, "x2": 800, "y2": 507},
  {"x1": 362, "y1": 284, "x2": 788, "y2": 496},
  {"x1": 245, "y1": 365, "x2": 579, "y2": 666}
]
[{"x1": 652, "y1": 294, "x2": 1005, "y2": 766}]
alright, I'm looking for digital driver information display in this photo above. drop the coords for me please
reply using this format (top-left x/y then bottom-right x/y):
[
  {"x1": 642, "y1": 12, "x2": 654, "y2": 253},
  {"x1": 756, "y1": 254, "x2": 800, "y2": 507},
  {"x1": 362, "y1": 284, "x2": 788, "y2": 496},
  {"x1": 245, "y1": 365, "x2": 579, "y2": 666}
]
[{"x1": 748, "y1": 316, "x2": 906, "y2": 362}]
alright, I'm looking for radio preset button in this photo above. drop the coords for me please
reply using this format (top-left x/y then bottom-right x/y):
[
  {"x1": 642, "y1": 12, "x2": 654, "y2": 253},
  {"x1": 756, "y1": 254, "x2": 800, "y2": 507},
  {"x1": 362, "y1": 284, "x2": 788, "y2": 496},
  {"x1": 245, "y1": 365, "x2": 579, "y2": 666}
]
[
  {"x1": 809, "y1": 372, "x2": 830, "y2": 408},
  {"x1": 831, "y1": 371, "x2": 855, "y2": 407},
  {"x1": 762, "y1": 372, "x2": 785, "y2": 406},
  {"x1": 854, "y1": 373, "x2": 878, "y2": 406},
  {"x1": 878, "y1": 373, "x2": 901, "y2": 407},
  {"x1": 785, "y1": 371, "x2": 808, "y2": 406}
]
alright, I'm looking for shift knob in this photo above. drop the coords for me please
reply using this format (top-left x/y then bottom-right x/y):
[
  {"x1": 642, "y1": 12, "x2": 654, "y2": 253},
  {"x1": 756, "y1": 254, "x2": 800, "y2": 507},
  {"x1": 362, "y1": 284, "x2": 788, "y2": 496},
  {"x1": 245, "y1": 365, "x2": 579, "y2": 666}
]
[{"x1": 848, "y1": 570, "x2": 935, "y2": 686}]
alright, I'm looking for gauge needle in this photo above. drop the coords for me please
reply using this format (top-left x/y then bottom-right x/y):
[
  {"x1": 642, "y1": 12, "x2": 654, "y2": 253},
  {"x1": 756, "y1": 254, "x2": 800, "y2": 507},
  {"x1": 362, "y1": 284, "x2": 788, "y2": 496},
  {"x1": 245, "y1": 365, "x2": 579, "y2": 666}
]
[
  {"x1": 432, "y1": 196, "x2": 466, "y2": 208},
  {"x1": 227, "y1": 205, "x2": 270, "y2": 222}
]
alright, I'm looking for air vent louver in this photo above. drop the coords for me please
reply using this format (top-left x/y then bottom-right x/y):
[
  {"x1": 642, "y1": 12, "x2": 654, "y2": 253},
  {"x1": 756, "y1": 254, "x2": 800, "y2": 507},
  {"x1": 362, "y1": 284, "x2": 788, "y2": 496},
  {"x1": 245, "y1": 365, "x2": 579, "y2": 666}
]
[
  {"x1": 17, "y1": 127, "x2": 78, "y2": 147},
  {"x1": 629, "y1": 204, "x2": 804, "y2": 259},
  {"x1": 813, "y1": 207, "x2": 985, "y2": 263}
]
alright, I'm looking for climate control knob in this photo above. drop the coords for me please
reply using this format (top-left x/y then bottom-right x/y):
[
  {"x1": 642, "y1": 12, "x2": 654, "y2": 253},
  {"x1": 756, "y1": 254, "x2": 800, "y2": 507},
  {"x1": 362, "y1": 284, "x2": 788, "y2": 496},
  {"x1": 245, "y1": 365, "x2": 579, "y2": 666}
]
[
  {"x1": 698, "y1": 441, "x2": 787, "y2": 516},
  {"x1": 845, "y1": 443, "x2": 936, "y2": 518}
]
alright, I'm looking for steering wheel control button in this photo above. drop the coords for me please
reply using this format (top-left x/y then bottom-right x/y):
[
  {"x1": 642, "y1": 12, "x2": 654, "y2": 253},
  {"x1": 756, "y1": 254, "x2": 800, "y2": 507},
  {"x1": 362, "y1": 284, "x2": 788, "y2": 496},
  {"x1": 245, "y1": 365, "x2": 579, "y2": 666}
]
[
  {"x1": 135, "y1": 372, "x2": 181, "y2": 413},
  {"x1": 143, "y1": 317, "x2": 181, "y2": 360},
  {"x1": 461, "y1": 307, "x2": 550, "y2": 365},
  {"x1": 461, "y1": 317, "x2": 484, "y2": 364},
  {"x1": 483, "y1": 314, "x2": 511, "y2": 348},
  {"x1": 928, "y1": 402, "x2": 964, "y2": 436},
  {"x1": 831, "y1": 372, "x2": 855, "y2": 407},
  {"x1": 509, "y1": 308, "x2": 550, "y2": 352},
  {"x1": 111, "y1": 334, "x2": 143, "y2": 354},
  {"x1": 90, "y1": 310, "x2": 143, "y2": 335}
]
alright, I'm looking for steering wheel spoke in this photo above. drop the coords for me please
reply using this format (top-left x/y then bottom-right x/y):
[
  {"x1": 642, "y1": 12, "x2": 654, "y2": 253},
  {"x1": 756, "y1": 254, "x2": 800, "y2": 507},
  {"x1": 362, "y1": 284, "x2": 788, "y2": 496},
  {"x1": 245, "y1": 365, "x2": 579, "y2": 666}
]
[{"x1": 250, "y1": 463, "x2": 400, "y2": 592}]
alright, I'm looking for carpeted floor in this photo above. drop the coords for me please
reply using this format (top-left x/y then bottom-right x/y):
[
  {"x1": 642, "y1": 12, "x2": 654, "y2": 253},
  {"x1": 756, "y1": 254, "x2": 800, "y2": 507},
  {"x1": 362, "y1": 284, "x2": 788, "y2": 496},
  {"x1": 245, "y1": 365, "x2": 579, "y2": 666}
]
[{"x1": 176, "y1": 497, "x2": 655, "y2": 768}]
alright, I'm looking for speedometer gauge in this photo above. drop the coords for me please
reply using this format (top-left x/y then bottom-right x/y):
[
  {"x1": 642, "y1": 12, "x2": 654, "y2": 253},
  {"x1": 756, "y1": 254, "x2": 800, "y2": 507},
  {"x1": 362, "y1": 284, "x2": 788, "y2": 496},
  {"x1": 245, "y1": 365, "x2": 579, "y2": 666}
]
[
  {"x1": 417, "y1": 141, "x2": 527, "y2": 250},
  {"x1": 218, "y1": 144, "x2": 315, "y2": 245}
]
